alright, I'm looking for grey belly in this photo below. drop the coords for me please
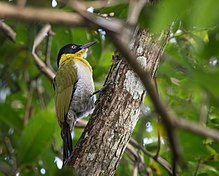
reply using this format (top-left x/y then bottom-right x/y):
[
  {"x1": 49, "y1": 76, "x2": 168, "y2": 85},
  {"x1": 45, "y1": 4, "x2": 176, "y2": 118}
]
[{"x1": 69, "y1": 79, "x2": 96, "y2": 119}]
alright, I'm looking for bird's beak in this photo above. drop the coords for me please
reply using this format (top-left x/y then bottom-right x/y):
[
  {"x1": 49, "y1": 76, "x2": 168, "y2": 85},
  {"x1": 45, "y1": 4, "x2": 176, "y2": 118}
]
[{"x1": 81, "y1": 41, "x2": 96, "y2": 49}]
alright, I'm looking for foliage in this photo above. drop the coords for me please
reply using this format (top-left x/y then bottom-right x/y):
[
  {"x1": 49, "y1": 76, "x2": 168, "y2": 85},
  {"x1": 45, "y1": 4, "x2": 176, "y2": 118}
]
[{"x1": 0, "y1": 0, "x2": 219, "y2": 175}]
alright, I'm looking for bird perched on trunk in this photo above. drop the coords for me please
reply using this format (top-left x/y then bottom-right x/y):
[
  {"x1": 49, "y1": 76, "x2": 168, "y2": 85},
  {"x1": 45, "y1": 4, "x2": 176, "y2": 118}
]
[{"x1": 53, "y1": 41, "x2": 96, "y2": 164}]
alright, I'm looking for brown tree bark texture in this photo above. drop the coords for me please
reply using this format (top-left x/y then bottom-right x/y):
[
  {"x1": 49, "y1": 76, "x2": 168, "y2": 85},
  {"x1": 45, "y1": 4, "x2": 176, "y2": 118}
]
[{"x1": 66, "y1": 29, "x2": 169, "y2": 175}]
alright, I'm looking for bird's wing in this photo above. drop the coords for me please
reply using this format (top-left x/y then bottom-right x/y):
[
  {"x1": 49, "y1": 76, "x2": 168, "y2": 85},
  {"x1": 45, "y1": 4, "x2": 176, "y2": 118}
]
[{"x1": 53, "y1": 60, "x2": 77, "y2": 125}]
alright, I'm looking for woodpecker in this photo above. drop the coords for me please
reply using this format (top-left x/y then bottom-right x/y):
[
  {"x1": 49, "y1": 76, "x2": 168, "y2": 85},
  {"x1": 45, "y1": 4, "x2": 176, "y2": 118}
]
[{"x1": 53, "y1": 41, "x2": 96, "y2": 164}]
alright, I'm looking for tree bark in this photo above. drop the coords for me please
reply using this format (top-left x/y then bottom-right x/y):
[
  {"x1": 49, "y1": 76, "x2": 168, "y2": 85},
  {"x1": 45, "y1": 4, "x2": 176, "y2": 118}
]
[{"x1": 66, "y1": 28, "x2": 170, "y2": 175}]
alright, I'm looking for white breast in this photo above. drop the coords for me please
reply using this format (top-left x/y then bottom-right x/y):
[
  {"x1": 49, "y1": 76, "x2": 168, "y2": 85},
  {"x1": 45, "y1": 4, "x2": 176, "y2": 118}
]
[{"x1": 69, "y1": 60, "x2": 96, "y2": 119}]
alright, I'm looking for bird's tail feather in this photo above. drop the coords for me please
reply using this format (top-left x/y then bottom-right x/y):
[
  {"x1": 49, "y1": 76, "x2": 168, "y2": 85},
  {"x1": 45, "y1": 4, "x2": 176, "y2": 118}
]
[{"x1": 61, "y1": 121, "x2": 72, "y2": 165}]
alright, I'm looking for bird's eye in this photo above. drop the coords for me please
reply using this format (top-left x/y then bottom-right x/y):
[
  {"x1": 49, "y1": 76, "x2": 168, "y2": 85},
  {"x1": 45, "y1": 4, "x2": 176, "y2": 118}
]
[{"x1": 71, "y1": 45, "x2": 76, "y2": 49}]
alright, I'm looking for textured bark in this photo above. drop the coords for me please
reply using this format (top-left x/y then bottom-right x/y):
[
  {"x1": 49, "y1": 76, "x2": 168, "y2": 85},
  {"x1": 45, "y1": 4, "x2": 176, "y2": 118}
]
[{"x1": 66, "y1": 29, "x2": 169, "y2": 175}]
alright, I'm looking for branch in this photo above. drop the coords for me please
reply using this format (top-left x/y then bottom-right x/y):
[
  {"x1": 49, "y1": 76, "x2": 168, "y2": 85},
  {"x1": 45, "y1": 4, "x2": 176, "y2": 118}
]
[
  {"x1": 130, "y1": 138, "x2": 173, "y2": 175},
  {"x1": 0, "y1": 161, "x2": 15, "y2": 176},
  {"x1": 155, "y1": 122, "x2": 161, "y2": 157},
  {"x1": 70, "y1": 117, "x2": 173, "y2": 174},
  {"x1": 127, "y1": 0, "x2": 148, "y2": 25},
  {"x1": 0, "y1": 20, "x2": 16, "y2": 42},
  {"x1": 126, "y1": 144, "x2": 145, "y2": 171},
  {"x1": 109, "y1": 33, "x2": 180, "y2": 175},
  {"x1": 45, "y1": 30, "x2": 55, "y2": 72},
  {"x1": 172, "y1": 118, "x2": 219, "y2": 142},
  {"x1": 0, "y1": 2, "x2": 85, "y2": 27},
  {"x1": 108, "y1": 32, "x2": 219, "y2": 173},
  {"x1": 4, "y1": 137, "x2": 17, "y2": 174},
  {"x1": 32, "y1": 24, "x2": 55, "y2": 80},
  {"x1": 154, "y1": 77, "x2": 162, "y2": 158},
  {"x1": 17, "y1": 0, "x2": 26, "y2": 8},
  {"x1": 132, "y1": 164, "x2": 138, "y2": 176},
  {"x1": 194, "y1": 157, "x2": 202, "y2": 176},
  {"x1": 0, "y1": 1, "x2": 125, "y2": 33},
  {"x1": 64, "y1": 1, "x2": 125, "y2": 33}
]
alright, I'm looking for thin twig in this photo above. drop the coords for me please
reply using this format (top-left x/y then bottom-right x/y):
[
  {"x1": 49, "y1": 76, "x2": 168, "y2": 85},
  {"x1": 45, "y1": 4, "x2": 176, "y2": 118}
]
[
  {"x1": 154, "y1": 78, "x2": 161, "y2": 158},
  {"x1": 32, "y1": 24, "x2": 55, "y2": 80},
  {"x1": 156, "y1": 124, "x2": 161, "y2": 157},
  {"x1": 130, "y1": 138, "x2": 173, "y2": 175},
  {"x1": 45, "y1": 29, "x2": 55, "y2": 72},
  {"x1": 126, "y1": 144, "x2": 144, "y2": 163},
  {"x1": 0, "y1": 20, "x2": 16, "y2": 42},
  {"x1": 4, "y1": 137, "x2": 17, "y2": 174},
  {"x1": 126, "y1": 144, "x2": 148, "y2": 174},
  {"x1": 193, "y1": 158, "x2": 202, "y2": 176}
]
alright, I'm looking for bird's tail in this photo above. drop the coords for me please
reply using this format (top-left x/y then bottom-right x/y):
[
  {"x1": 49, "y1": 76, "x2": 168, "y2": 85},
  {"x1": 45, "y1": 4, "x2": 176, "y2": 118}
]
[{"x1": 61, "y1": 120, "x2": 73, "y2": 165}]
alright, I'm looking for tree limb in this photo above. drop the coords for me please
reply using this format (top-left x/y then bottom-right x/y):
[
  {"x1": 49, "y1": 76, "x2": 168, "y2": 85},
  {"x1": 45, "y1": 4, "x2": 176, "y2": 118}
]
[
  {"x1": 172, "y1": 117, "x2": 219, "y2": 142},
  {"x1": 0, "y1": 2, "x2": 85, "y2": 27},
  {"x1": 109, "y1": 33, "x2": 180, "y2": 175},
  {"x1": 17, "y1": 0, "x2": 26, "y2": 8},
  {"x1": 127, "y1": 0, "x2": 148, "y2": 25},
  {"x1": 0, "y1": 20, "x2": 16, "y2": 42}
]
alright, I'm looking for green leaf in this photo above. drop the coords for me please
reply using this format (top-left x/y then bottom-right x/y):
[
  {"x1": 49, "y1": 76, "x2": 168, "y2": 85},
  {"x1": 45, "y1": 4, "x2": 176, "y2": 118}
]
[
  {"x1": 150, "y1": 0, "x2": 190, "y2": 32},
  {"x1": 17, "y1": 109, "x2": 56, "y2": 164},
  {"x1": 179, "y1": 130, "x2": 210, "y2": 161},
  {"x1": 193, "y1": 71, "x2": 219, "y2": 100},
  {"x1": 89, "y1": 30, "x2": 102, "y2": 62},
  {"x1": 70, "y1": 28, "x2": 88, "y2": 44},
  {"x1": 189, "y1": 0, "x2": 219, "y2": 28},
  {"x1": 0, "y1": 104, "x2": 23, "y2": 131}
]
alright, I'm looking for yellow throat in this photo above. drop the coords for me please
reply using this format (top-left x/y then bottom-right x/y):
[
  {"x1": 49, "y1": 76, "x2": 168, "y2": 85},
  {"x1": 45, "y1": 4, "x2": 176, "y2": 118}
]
[{"x1": 59, "y1": 49, "x2": 92, "y2": 72}]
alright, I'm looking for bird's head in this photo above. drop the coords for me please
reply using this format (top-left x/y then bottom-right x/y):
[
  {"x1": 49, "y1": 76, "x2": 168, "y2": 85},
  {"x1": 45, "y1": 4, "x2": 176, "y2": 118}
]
[{"x1": 57, "y1": 41, "x2": 96, "y2": 67}]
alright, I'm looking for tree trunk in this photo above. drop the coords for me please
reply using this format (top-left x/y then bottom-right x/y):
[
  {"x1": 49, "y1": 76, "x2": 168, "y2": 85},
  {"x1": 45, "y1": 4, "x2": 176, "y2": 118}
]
[{"x1": 66, "y1": 28, "x2": 170, "y2": 175}]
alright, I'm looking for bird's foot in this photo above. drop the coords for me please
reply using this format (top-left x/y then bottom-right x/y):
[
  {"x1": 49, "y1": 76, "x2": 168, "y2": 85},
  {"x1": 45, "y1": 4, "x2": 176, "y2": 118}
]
[{"x1": 91, "y1": 80, "x2": 115, "y2": 97}]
